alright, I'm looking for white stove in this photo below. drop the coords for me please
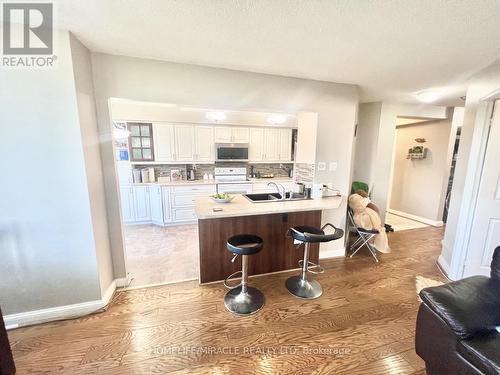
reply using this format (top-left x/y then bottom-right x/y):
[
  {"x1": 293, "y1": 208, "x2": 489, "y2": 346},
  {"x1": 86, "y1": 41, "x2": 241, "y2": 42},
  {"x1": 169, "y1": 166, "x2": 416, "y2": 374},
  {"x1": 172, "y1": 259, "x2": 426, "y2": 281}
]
[{"x1": 215, "y1": 167, "x2": 252, "y2": 194}]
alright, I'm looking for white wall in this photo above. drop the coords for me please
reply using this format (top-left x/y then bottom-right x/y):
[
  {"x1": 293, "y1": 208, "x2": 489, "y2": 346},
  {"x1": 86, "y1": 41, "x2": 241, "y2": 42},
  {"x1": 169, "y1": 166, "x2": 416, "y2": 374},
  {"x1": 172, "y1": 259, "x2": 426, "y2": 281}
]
[
  {"x1": 389, "y1": 119, "x2": 452, "y2": 221},
  {"x1": 440, "y1": 58, "x2": 500, "y2": 278},
  {"x1": 354, "y1": 102, "x2": 448, "y2": 221},
  {"x1": 0, "y1": 30, "x2": 102, "y2": 315},
  {"x1": 69, "y1": 34, "x2": 114, "y2": 296},
  {"x1": 90, "y1": 53, "x2": 359, "y2": 269}
]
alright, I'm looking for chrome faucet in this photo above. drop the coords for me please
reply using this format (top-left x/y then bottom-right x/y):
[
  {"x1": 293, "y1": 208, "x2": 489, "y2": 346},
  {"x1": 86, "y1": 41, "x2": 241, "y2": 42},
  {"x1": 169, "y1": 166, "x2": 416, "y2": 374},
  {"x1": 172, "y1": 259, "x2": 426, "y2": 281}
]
[{"x1": 268, "y1": 182, "x2": 286, "y2": 200}]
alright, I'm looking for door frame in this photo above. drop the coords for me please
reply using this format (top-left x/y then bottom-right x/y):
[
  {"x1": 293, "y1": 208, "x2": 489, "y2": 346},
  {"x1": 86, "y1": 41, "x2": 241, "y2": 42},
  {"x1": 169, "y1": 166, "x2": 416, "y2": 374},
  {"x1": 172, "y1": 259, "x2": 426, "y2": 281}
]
[{"x1": 446, "y1": 89, "x2": 500, "y2": 279}]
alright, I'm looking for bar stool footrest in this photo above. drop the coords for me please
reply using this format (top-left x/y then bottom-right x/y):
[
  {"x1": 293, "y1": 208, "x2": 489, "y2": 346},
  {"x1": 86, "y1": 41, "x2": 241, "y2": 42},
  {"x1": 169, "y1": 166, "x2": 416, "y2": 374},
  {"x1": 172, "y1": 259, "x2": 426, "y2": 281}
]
[
  {"x1": 223, "y1": 270, "x2": 243, "y2": 289},
  {"x1": 298, "y1": 260, "x2": 324, "y2": 274}
]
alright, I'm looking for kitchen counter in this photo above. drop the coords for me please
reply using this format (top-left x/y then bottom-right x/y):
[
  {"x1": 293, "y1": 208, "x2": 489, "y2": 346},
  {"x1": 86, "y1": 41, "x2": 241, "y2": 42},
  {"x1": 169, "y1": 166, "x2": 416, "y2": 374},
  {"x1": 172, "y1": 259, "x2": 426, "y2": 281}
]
[{"x1": 195, "y1": 194, "x2": 342, "y2": 219}]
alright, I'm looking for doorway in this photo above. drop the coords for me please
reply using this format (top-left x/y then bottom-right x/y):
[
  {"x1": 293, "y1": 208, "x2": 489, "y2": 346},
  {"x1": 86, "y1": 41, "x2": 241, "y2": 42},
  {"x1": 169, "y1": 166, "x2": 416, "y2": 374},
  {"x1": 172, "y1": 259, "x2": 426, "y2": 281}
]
[{"x1": 386, "y1": 111, "x2": 463, "y2": 232}]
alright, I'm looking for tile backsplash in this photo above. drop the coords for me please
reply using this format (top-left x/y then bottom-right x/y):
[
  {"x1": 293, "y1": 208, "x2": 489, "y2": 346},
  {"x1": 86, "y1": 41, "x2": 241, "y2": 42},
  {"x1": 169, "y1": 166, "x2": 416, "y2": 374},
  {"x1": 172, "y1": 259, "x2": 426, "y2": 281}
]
[
  {"x1": 293, "y1": 163, "x2": 315, "y2": 184},
  {"x1": 132, "y1": 162, "x2": 294, "y2": 181}
]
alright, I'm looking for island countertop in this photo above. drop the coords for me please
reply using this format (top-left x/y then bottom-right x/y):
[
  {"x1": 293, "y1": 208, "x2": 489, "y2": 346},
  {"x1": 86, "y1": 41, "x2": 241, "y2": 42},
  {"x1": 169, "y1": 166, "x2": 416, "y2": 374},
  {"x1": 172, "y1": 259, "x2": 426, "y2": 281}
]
[{"x1": 195, "y1": 194, "x2": 343, "y2": 219}]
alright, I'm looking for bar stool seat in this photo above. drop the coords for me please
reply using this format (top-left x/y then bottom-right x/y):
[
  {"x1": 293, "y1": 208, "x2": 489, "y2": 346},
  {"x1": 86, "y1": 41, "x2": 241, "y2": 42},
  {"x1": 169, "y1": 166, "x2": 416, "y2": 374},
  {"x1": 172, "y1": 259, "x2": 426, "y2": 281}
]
[
  {"x1": 224, "y1": 234, "x2": 265, "y2": 315},
  {"x1": 287, "y1": 224, "x2": 344, "y2": 299}
]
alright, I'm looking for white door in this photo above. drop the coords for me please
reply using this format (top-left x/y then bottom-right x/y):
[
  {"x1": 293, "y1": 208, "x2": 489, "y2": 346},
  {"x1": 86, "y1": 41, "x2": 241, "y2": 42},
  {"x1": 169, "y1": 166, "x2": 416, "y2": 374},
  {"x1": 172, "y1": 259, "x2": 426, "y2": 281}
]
[
  {"x1": 278, "y1": 128, "x2": 292, "y2": 161},
  {"x1": 214, "y1": 127, "x2": 232, "y2": 143},
  {"x1": 134, "y1": 186, "x2": 151, "y2": 221},
  {"x1": 264, "y1": 128, "x2": 279, "y2": 161},
  {"x1": 174, "y1": 125, "x2": 195, "y2": 161},
  {"x1": 464, "y1": 101, "x2": 500, "y2": 277},
  {"x1": 232, "y1": 127, "x2": 250, "y2": 143},
  {"x1": 120, "y1": 186, "x2": 135, "y2": 223},
  {"x1": 153, "y1": 123, "x2": 175, "y2": 162},
  {"x1": 149, "y1": 185, "x2": 163, "y2": 223},
  {"x1": 249, "y1": 128, "x2": 264, "y2": 161},
  {"x1": 195, "y1": 126, "x2": 214, "y2": 162}
]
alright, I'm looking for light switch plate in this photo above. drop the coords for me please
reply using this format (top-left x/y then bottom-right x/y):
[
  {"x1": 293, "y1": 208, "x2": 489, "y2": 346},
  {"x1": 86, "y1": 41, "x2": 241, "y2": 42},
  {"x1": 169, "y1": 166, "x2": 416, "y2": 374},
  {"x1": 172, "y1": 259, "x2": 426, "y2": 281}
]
[
  {"x1": 317, "y1": 162, "x2": 326, "y2": 171},
  {"x1": 329, "y1": 162, "x2": 338, "y2": 171}
]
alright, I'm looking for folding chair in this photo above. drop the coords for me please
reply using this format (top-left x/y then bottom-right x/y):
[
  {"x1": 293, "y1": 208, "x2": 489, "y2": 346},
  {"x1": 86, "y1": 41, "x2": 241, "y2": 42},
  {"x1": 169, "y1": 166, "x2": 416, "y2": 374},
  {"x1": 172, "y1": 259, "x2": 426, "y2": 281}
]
[{"x1": 347, "y1": 207, "x2": 379, "y2": 262}]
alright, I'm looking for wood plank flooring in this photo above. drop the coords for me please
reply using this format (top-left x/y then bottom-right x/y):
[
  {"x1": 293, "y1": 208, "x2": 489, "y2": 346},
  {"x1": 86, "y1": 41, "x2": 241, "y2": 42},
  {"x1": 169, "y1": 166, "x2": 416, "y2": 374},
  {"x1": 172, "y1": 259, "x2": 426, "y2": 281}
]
[{"x1": 8, "y1": 227, "x2": 445, "y2": 374}]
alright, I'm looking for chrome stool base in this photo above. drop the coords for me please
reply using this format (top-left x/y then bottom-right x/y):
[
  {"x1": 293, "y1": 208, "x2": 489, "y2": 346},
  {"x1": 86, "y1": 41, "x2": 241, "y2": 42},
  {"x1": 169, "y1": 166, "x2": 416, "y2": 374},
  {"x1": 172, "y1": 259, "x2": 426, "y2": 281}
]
[
  {"x1": 224, "y1": 286, "x2": 265, "y2": 315},
  {"x1": 285, "y1": 275, "x2": 323, "y2": 299}
]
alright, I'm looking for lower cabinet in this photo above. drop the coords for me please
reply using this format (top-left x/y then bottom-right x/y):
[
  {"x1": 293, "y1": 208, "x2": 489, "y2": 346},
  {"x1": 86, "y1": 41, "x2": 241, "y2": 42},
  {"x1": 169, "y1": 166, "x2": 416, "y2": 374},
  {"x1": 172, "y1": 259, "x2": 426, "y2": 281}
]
[
  {"x1": 149, "y1": 185, "x2": 164, "y2": 224},
  {"x1": 120, "y1": 186, "x2": 136, "y2": 223}
]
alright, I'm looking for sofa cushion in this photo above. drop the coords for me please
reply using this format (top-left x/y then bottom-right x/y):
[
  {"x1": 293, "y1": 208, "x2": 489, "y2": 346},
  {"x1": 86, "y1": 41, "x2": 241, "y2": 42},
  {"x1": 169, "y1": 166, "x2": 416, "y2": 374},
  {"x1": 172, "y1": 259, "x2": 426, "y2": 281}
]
[
  {"x1": 457, "y1": 332, "x2": 500, "y2": 375},
  {"x1": 420, "y1": 276, "x2": 500, "y2": 339}
]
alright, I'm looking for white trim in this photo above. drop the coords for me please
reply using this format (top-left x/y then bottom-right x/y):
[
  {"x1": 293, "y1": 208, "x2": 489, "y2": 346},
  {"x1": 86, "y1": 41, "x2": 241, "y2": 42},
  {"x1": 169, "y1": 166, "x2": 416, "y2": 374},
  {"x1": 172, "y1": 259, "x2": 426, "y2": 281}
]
[
  {"x1": 387, "y1": 208, "x2": 443, "y2": 227},
  {"x1": 437, "y1": 254, "x2": 452, "y2": 279},
  {"x1": 320, "y1": 247, "x2": 346, "y2": 259},
  {"x1": 120, "y1": 277, "x2": 198, "y2": 291},
  {"x1": 5, "y1": 281, "x2": 118, "y2": 330},
  {"x1": 115, "y1": 275, "x2": 132, "y2": 288}
]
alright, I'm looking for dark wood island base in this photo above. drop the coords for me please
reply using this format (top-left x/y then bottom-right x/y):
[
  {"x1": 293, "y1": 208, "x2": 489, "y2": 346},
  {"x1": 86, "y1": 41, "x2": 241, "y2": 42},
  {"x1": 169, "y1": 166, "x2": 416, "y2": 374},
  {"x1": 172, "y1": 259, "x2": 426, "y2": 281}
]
[{"x1": 198, "y1": 210, "x2": 321, "y2": 283}]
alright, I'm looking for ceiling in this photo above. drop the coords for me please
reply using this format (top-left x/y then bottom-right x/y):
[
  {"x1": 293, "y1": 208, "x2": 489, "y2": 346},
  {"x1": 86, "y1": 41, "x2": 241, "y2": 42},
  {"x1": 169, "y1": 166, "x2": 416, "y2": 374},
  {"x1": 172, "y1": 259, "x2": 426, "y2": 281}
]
[{"x1": 56, "y1": 0, "x2": 500, "y2": 106}]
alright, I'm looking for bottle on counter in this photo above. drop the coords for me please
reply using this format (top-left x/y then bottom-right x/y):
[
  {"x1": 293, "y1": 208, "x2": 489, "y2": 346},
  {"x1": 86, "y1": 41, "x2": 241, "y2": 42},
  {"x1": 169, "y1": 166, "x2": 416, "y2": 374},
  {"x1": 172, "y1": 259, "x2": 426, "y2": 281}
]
[{"x1": 203, "y1": 173, "x2": 209, "y2": 181}]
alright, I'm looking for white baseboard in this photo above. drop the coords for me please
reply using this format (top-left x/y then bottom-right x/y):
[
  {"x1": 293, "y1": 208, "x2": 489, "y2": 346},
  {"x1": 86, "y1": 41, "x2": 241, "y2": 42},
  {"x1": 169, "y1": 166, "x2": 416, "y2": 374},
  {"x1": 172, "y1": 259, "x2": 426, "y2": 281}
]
[
  {"x1": 387, "y1": 209, "x2": 444, "y2": 227},
  {"x1": 5, "y1": 280, "x2": 118, "y2": 330},
  {"x1": 437, "y1": 254, "x2": 451, "y2": 279},
  {"x1": 319, "y1": 247, "x2": 346, "y2": 259},
  {"x1": 115, "y1": 275, "x2": 132, "y2": 288}
]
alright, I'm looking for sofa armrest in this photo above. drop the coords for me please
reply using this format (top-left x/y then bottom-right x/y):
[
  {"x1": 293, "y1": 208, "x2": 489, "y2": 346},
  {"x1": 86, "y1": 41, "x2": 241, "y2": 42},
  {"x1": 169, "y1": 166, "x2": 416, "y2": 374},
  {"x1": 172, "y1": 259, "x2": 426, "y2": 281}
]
[{"x1": 419, "y1": 276, "x2": 500, "y2": 339}]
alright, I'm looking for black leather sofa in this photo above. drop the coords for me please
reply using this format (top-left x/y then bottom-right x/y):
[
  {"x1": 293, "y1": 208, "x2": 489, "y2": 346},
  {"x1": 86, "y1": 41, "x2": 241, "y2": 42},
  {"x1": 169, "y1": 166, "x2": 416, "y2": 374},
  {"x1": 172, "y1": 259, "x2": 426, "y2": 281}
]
[{"x1": 416, "y1": 247, "x2": 500, "y2": 374}]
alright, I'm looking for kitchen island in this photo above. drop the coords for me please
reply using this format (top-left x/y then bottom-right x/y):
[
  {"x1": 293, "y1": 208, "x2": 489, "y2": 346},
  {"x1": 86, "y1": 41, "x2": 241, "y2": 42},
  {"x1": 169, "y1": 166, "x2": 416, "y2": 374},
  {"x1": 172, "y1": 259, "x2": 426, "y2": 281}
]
[{"x1": 195, "y1": 194, "x2": 343, "y2": 283}]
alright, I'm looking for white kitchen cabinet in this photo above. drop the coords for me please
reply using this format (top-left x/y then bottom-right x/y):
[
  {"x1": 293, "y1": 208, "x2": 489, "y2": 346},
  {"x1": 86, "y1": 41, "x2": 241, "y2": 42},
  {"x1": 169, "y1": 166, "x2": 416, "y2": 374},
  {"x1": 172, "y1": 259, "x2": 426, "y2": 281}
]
[
  {"x1": 232, "y1": 127, "x2": 249, "y2": 143},
  {"x1": 249, "y1": 128, "x2": 264, "y2": 161},
  {"x1": 149, "y1": 185, "x2": 163, "y2": 224},
  {"x1": 120, "y1": 186, "x2": 136, "y2": 223},
  {"x1": 263, "y1": 128, "x2": 279, "y2": 161},
  {"x1": 214, "y1": 126, "x2": 249, "y2": 143},
  {"x1": 194, "y1": 126, "x2": 214, "y2": 162},
  {"x1": 134, "y1": 186, "x2": 151, "y2": 222},
  {"x1": 153, "y1": 123, "x2": 176, "y2": 162},
  {"x1": 278, "y1": 128, "x2": 293, "y2": 161},
  {"x1": 161, "y1": 186, "x2": 172, "y2": 223},
  {"x1": 214, "y1": 127, "x2": 232, "y2": 143},
  {"x1": 174, "y1": 125, "x2": 195, "y2": 161},
  {"x1": 170, "y1": 184, "x2": 216, "y2": 223}
]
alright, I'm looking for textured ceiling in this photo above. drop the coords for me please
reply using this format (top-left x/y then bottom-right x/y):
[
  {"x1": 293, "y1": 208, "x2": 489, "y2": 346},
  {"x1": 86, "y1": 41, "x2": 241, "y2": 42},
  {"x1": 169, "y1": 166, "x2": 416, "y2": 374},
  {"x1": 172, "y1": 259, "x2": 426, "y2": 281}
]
[{"x1": 55, "y1": 0, "x2": 500, "y2": 105}]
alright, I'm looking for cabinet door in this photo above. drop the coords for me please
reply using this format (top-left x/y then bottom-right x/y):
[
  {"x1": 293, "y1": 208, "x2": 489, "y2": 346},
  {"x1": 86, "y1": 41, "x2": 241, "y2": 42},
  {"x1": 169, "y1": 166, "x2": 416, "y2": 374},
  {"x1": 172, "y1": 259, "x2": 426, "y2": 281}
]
[
  {"x1": 162, "y1": 187, "x2": 172, "y2": 223},
  {"x1": 214, "y1": 127, "x2": 232, "y2": 143},
  {"x1": 174, "y1": 125, "x2": 195, "y2": 161},
  {"x1": 120, "y1": 186, "x2": 135, "y2": 223},
  {"x1": 134, "y1": 186, "x2": 151, "y2": 221},
  {"x1": 195, "y1": 126, "x2": 214, "y2": 162},
  {"x1": 278, "y1": 128, "x2": 293, "y2": 161},
  {"x1": 232, "y1": 127, "x2": 249, "y2": 143},
  {"x1": 248, "y1": 128, "x2": 264, "y2": 161},
  {"x1": 153, "y1": 123, "x2": 175, "y2": 162},
  {"x1": 264, "y1": 128, "x2": 279, "y2": 161},
  {"x1": 149, "y1": 185, "x2": 163, "y2": 223}
]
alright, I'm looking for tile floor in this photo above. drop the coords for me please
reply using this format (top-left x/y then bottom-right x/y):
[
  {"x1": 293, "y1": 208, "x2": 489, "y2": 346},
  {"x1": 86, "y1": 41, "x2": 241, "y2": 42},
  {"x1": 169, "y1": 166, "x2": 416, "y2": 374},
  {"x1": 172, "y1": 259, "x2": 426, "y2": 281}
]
[
  {"x1": 385, "y1": 212, "x2": 430, "y2": 232},
  {"x1": 123, "y1": 224, "x2": 199, "y2": 287}
]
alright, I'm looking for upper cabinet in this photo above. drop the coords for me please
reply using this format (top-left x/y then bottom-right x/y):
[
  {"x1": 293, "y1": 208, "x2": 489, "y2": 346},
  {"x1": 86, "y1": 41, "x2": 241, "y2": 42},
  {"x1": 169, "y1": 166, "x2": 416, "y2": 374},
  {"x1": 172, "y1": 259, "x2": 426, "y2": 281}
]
[
  {"x1": 249, "y1": 127, "x2": 292, "y2": 162},
  {"x1": 214, "y1": 127, "x2": 249, "y2": 143},
  {"x1": 174, "y1": 124, "x2": 195, "y2": 162},
  {"x1": 194, "y1": 126, "x2": 214, "y2": 162},
  {"x1": 153, "y1": 123, "x2": 175, "y2": 162},
  {"x1": 128, "y1": 122, "x2": 154, "y2": 161},
  {"x1": 153, "y1": 123, "x2": 214, "y2": 163},
  {"x1": 278, "y1": 128, "x2": 293, "y2": 161}
]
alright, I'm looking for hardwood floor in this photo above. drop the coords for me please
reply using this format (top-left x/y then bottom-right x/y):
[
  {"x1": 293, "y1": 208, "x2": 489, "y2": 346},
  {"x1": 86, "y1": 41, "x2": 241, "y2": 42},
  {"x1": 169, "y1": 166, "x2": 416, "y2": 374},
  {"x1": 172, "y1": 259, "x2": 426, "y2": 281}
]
[{"x1": 8, "y1": 227, "x2": 445, "y2": 374}]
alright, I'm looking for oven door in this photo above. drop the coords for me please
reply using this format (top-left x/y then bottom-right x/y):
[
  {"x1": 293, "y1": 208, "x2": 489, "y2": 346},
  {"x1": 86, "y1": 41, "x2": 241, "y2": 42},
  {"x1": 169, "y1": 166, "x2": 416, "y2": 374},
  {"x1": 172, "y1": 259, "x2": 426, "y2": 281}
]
[
  {"x1": 217, "y1": 183, "x2": 253, "y2": 194},
  {"x1": 216, "y1": 144, "x2": 248, "y2": 161}
]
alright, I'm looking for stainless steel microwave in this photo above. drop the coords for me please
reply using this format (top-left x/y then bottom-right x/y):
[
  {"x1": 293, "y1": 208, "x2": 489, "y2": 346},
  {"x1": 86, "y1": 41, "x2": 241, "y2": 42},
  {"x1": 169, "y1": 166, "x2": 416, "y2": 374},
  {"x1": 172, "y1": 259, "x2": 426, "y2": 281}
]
[{"x1": 216, "y1": 143, "x2": 249, "y2": 161}]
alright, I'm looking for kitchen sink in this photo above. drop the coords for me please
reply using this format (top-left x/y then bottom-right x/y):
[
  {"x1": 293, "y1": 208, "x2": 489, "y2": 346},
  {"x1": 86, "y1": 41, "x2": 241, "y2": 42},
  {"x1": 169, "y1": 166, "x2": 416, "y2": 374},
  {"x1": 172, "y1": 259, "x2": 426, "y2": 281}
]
[{"x1": 243, "y1": 192, "x2": 309, "y2": 203}]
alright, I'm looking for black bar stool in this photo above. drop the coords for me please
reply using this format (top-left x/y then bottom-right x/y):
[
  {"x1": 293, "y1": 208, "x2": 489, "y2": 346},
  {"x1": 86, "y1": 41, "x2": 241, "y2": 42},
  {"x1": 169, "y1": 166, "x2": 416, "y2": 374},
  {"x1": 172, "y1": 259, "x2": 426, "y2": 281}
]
[
  {"x1": 223, "y1": 234, "x2": 265, "y2": 315},
  {"x1": 286, "y1": 223, "x2": 344, "y2": 299}
]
